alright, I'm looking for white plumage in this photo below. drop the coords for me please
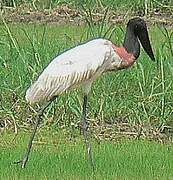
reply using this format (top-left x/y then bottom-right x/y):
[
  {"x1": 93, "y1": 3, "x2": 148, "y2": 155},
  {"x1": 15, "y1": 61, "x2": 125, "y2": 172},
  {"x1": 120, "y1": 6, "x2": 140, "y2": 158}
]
[{"x1": 26, "y1": 38, "x2": 123, "y2": 103}]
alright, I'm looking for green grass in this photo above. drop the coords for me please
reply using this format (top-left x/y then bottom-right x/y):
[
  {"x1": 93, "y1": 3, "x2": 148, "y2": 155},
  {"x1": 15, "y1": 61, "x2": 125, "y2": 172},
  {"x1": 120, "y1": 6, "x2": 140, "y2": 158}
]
[
  {"x1": 0, "y1": 22, "x2": 173, "y2": 128},
  {"x1": 3, "y1": 0, "x2": 173, "y2": 13},
  {"x1": 0, "y1": 132, "x2": 173, "y2": 179},
  {"x1": 0, "y1": 20, "x2": 173, "y2": 179}
]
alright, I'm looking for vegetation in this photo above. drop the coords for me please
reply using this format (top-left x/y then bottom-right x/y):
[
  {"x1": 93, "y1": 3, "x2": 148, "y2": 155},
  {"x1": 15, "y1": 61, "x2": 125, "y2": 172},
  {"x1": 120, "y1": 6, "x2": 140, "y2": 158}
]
[
  {"x1": 1, "y1": 132, "x2": 173, "y2": 179},
  {"x1": 1, "y1": 0, "x2": 173, "y2": 15},
  {"x1": 0, "y1": 0, "x2": 173, "y2": 178},
  {"x1": 0, "y1": 22, "x2": 173, "y2": 131}
]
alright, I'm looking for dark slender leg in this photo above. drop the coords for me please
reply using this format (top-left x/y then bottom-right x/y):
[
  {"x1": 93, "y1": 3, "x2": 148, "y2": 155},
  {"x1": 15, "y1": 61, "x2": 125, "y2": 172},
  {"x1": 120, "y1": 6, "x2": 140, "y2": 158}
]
[
  {"x1": 14, "y1": 96, "x2": 57, "y2": 168},
  {"x1": 82, "y1": 95, "x2": 95, "y2": 170}
]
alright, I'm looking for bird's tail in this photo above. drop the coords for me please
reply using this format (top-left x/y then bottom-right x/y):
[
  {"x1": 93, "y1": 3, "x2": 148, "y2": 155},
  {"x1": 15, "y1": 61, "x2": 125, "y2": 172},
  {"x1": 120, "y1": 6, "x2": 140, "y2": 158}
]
[{"x1": 25, "y1": 81, "x2": 46, "y2": 104}]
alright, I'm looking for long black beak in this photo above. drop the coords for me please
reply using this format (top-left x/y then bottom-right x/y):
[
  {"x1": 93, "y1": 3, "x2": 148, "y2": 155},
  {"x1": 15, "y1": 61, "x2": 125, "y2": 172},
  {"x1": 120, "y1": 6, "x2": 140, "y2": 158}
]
[{"x1": 137, "y1": 28, "x2": 155, "y2": 61}]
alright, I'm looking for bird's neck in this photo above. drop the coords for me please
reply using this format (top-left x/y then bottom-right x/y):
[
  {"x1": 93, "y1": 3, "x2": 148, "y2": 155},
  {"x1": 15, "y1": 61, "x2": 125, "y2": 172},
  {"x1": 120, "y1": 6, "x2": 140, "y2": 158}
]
[{"x1": 123, "y1": 27, "x2": 140, "y2": 59}]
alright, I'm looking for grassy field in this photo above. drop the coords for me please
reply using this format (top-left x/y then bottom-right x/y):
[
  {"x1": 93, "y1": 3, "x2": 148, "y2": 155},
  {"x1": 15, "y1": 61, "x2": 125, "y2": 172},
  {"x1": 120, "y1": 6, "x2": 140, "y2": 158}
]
[
  {"x1": 3, "y1": 0, "x2": 173, "y2": 12},
  {"x1": 1, "y1": 22, "x2": 173, "y2": 127},
  {"x1": 0, "y1": 17, "x2": 173, "y2": 179},
  {"x1": 1, "y1": 131, "x2": 173, "y2": 179}
]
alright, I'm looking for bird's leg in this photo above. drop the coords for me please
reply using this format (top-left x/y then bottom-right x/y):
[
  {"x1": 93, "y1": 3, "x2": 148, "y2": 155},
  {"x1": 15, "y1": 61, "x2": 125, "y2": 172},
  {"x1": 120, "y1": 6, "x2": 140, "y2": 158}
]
[
  {"x1": 14, "y1": 96, "x2": 56, "y2": 168},
  {"x1": 82, "y1": 95, "x2": 95, "y2": 170}
]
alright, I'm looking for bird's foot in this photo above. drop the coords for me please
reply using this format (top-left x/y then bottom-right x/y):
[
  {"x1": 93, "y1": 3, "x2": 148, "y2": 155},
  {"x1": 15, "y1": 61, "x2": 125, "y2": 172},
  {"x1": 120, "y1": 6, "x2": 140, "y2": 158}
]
[
  {"x1": 86, "y1": 143, "x2": 95, "y2": 171},
  {"x1": 14, "y1": 156, "x2": 28, "y2": 168}
]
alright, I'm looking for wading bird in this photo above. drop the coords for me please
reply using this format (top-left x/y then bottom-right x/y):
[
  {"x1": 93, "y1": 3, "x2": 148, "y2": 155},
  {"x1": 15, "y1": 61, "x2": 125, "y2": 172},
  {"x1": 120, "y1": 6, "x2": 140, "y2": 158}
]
[{"x1": 15, "y1": 17, "x2": 155, "y2": 169}]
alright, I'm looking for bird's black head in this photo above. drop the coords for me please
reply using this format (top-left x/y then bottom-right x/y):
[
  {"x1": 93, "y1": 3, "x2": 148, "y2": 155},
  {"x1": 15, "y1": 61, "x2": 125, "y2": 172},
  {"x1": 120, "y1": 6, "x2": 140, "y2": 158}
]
[{"x1": 124, "y1": 17, "x2": 155, "y2": 61}]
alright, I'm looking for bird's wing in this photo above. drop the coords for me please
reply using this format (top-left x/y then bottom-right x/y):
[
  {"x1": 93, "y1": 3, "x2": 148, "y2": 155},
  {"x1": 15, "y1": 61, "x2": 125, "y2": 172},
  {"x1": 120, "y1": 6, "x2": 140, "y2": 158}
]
[{"x1": 26, "y1": 39, "x2": 120, "y2": 103}]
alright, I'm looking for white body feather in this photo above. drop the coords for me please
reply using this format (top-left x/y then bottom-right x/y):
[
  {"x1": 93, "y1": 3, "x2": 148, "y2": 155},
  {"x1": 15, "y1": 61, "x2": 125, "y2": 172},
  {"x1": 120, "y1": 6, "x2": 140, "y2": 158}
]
[{"x1": 26, "y1": 38, "x2": 123, "y2": 103}]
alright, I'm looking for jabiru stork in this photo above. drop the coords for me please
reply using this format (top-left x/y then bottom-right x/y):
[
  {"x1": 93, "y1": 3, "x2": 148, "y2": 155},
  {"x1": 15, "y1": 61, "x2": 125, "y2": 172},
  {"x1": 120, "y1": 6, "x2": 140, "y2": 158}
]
[{"x1": 15, "y1": 17, "x2": 155, "y2": 169}]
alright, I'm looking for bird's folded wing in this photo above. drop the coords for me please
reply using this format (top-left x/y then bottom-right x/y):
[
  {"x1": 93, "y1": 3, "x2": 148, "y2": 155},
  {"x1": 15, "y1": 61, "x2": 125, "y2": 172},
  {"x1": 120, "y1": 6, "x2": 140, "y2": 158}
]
[{"x1": 25, "y1": 39, "x2": 114, "y2": 103}]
